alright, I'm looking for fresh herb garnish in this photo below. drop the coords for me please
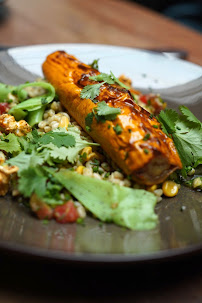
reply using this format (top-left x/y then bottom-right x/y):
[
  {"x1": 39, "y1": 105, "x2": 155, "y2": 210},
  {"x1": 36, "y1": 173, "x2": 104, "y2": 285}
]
[
  {"x1": 18, "y1": 166, "x2": 47, "y2": 198},
  {"x1": 113, "y1": 124, "x2": 123, "y2": 135},
  {"x1": 0, "y1": 133, "x2": 21, "y2": 154},
  {"x1": 89, "y1": 59, "x2": 99, "y2": 70},
  {"x1": 38, "y1": 131, "x2": 75, "y2": 148},
  {"x1": 158, "y1": 106, "x2": 202, "y2": 176},
  {"x1": 80, "y1": 82, "x2": 105, "y2": 101},
  {"x1": 85, "y1": 101, "x2": 121, "y2": 130},
  {"x1": 144, "y1": 149, "x2": 149, "y2": 154},
  {"x1": 85, "y1": 112, "x2": 94, "y2": 131},
  {"x1": 89, "y1": 73, "x2": 114, "y2": 84},
  {"x1": 143, "y1": 133, "x2": 150, "y2": 141},
  {"x1": 96, "y1": 101, "x2": 121, "y2": 120},
  {"x1": 7, "y1": 126, "x2": 99, "y2": 172},
  {"x1": 89, "y1": 71, "x2": 130, "y2": 90}
]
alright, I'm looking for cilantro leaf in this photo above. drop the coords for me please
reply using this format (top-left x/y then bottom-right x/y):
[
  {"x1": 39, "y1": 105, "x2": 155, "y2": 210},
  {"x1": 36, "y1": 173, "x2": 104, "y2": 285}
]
[
  {"x1": 38, "y1": 126, "x2": 99, "y2": 163},
  {"x1": 38, "y1": 131, "x2": 75, "y2": 148},
  {"x1": 45, "y1": 135, "x2": 97, "y2": 164},
  {"x1": 113, "y1": 124, "x2": 123, "y2": 135},
  {"x1": 109, "y1": 71, "x2": 130, "y2": 90},
  {"x1": 85, "y1": 102, "x2": 121, "y2": 130},
  {"x1": 31, "y1": 129, "x2": 41, "y2": 143},
  {"x1": 0, "y1": 133, "x2": 21, "y2": 154},
  {"x1": 89, "y1": 59, "x2": 99, "y2": 70},
  {"x1": 179, "y1": 106, "x2": 202, "y2": 126},
  {"x1": 158, "y1": 106, "x2": 202, "y2": 173},
  {"x1": 85, "y1": 112, "x2": 94, "y2": 131},
  {"x1": 89, "y1": 72, "x2": 130, "y2": 90},
  {"x1": 7, "y1": 150, "x2": 45, "y2": 174},
  {"x1": 18, "y1": 167, "x2": 47, "y2": 198},
  {"x1": 173, "y1": 124, "x2": 202, "y2": 168},
  {"x1": 96, "y1": 101, "x2": 121, "y2": 120},
  {"x1": 89, "y1": 73, "x2": 114, "y2": 84},
  {"x1": 158, "y1": 109, "x2": 178, "y2": 134},
  {"x1": 80, "y1": 82, "x2": 105, "y2": 101}
]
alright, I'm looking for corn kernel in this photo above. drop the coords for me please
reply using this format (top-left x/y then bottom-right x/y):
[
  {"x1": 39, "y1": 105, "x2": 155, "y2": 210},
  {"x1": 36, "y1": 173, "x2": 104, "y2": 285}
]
[
  {"x1": 81, "y1": 147, "x2": 92, "y2": 157},
  {"x1": 162, "y1": 180, "x2": 179, "y2": 197},
  {"x1": 193, "y1": 177, "x2": 202, "y2": 189},
  {"x1": 76, "y1": 166, "x2": 85, "y2": 174},
  {"x1": 58, "y1": 116, "x2": 69, "y2": 128},
  {"x1": 147, "y1": 184, "x2": 157, "y2": 192}
]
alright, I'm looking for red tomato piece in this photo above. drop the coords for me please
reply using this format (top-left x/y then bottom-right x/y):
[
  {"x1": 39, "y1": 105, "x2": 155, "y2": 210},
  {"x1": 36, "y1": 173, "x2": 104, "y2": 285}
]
[
  {"x1": 139, "y1": 95, "x2": 147, "y2": 104},
  {"x1": 36, "y1": 205, "x2": 53, "y2": 220},
  {"x1": 0, "y1": 103, "x2": 9, "y2": 114},
  {"x1": 53, "y1": 200, "x2": 79, "y2": 223},
  {"x1": 30, "y1": 193, "x2": 53, "y2": 220}
]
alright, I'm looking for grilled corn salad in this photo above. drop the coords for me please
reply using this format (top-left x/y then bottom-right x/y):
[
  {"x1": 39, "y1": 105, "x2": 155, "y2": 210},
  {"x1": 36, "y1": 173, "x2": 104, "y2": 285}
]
[{"x1": 0, "y1": 75, "x2": 201, "y2": 230}]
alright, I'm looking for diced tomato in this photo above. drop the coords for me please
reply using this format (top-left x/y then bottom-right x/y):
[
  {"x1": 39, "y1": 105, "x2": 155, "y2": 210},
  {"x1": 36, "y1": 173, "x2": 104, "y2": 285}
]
[
  {"x1": 30, "y1": 193, "x2": 53, "y2": 220},
  {"x1": 36, "y1": 205, "x2": 53, "y2": 220},
  {"x1": 0, "y1": 103, "x2": 10, "y2": 115},
  {"x1": 139, "y1": 95, "x2": 148, "y2": 104},
  {"x1": 53, "y1": 200, "x2": 79, "y2": 223}
]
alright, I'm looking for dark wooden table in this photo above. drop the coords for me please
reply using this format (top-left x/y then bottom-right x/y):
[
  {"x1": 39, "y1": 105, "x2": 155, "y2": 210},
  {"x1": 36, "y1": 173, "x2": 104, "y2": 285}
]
[
  {"x1": 0, "y1": 0, "x2": 202, "y2": 65},
  {"x1": 0, "y1": 0, "x2": 202, "y2": 302}
]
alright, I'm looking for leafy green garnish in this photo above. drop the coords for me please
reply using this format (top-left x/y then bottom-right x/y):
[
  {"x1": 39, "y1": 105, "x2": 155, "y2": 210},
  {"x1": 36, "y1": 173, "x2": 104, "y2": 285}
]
[
  {"x1": 85, "y1": 101, "x2": 121, "y2": 130},
  {"x1": 89, "y1": 59, "x2": 99, "y2": 70},
  {"x1": 7, "y1": 151, "x2": 44, "y2": 173},
  {"x1": 80, "y1": 70, "x2": 130, "y2": 103},
  {"x1": 96, "y1": 101, "x2": 121, "y2": 120},
  {"x1": 18, "y1": 166, "x2": 47, "y2": 198},
  {"x1": 85, "y1": 112, "x2": 94, "y2": 131},
  {"x1": 89, "y1": 71, "x2": 130, "y2": 90},
  {"x1": 17, "y1": 166, "x2": 64, "y2": 206},
  {"x1": 0, "y1": 133, "x2": 21, "y2": 154},
  {"x1": 179, "y1": 106, "x2": 201, "y2": 125},
  {"x1": 158, "y1": 106, "x2": 202, "y2": 175},
  {"x1": 38, "y1": 131, "x2": 75, "y2": 148},
  {"x1": 46, "y1": 169, "x2": 158, "y2": 230},
  {"x1": 80, "y1": 82, "x2": 105, "y2": 101},
  {"x1": 143, "y1": 133, "x2": 150, "y2": 141},
  {"x1": 6, "y1": 126, "x2": 99, "y2": 173},
  {"x1": 113, "y1": 124, "x2": 123, "y2": 135},
  {"x1": 89, "y1": 73, "x2": 114, "y2": 84}
]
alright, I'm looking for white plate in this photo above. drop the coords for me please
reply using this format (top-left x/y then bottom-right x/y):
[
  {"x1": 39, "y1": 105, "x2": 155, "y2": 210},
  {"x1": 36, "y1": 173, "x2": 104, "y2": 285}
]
[
  {"x1": 0, "y1": 43, "x2": 201, "y2": 118},
  {"x1": 0, "y1": 44, "x2": 202, "y2": 265}
]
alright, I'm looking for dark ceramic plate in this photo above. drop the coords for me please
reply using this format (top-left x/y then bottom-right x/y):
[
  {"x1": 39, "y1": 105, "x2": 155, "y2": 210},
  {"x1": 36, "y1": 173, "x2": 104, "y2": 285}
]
[{"x1": 0, "y1": 44, "x2": 202, "y2": 265}]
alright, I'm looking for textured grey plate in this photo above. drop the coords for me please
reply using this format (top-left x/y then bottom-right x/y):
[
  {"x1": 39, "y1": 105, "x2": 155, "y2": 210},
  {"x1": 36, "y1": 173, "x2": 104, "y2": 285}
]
[{"x1": 0, "y1": 44, "x2": 201, "y2": 265}]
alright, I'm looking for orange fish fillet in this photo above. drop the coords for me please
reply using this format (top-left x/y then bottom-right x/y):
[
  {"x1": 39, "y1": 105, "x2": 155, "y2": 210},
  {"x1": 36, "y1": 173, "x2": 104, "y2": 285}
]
[{"x1": 42, "y1": 51, "x2": 182, "y2": 185}]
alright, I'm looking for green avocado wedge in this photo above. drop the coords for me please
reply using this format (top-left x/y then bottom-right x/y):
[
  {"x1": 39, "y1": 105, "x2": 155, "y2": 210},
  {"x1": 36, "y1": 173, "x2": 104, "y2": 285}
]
[{"x1": 47, "y1": 168, "x2": 158, "y2": 230}]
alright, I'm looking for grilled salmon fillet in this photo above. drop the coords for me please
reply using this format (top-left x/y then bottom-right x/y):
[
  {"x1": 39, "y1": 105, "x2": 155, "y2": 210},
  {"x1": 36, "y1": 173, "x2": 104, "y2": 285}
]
[{"x1": 42, "y1": 51, "x2": 182, "y2": 185}]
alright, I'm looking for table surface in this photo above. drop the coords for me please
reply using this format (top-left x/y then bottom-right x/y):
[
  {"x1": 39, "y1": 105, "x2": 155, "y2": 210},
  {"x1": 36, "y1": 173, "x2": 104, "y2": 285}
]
[
  {"x1": 0, "y1": 0, "x2": 202, "y2": 302},
  {"x1": 0, "y1": 0, "x2": 202, "y2": 65}
]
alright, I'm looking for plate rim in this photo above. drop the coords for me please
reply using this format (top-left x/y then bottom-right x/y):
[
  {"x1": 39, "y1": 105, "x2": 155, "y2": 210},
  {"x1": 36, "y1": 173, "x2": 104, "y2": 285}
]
[
  {"x1": 0, "y1": 43, "x2": 202, "y2": 265},
  {"x1": 0, "y1": 237, "x2": 202, "y2": 265}
]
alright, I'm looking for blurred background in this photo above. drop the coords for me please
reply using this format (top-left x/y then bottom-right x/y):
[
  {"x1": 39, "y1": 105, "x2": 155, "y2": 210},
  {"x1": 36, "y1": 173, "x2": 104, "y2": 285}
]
[
  {"x1": 130, "y1": 0, "x2": 202, "y2": 32},
  {"x1": 0, "y1": 0, "x2": 202, "y2": 33}
]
